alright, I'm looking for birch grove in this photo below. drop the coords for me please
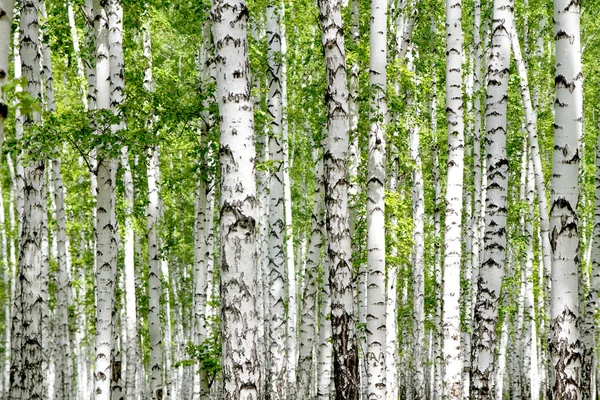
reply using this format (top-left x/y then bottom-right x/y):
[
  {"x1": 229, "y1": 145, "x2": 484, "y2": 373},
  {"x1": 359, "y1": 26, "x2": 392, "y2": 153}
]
[{"x1": 0, "y1": 0, "x2": 598, "y2": 398}]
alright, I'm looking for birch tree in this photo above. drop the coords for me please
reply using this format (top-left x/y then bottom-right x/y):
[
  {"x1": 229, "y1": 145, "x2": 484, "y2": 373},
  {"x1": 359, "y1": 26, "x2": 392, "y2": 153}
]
[
  {"x1": 471, "y1": 0, "x2": 512, "y2": 398},
  {"x1": 317, "y1": 0, "x2": 360, "y2": 397},
  {"x1": 366, "y1": 0, "x2": 387, "y2": 397},
  {"x1": 10, "y1": 1, "x2": 47, "y2": 398},
  {"x1": 441, "y1": 0, "x2": 464, "y2": 396},
  {"x1": 210, "y1": 0, "x2": 260, "y2": 397},
  {"x1": 266, "y1": 2, "x2": 286, "y2": 397},
  {"x1": 549, "y1": 0, "x2": 583, "y2": 397},
  {"x1": 93, "y1": 0, "x2": 118, "y2": 397}
]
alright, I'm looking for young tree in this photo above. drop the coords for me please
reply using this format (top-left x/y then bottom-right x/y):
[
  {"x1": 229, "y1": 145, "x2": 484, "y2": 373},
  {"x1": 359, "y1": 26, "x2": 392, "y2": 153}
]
[
  {"x1": 210, "y1": 0, "x2": 261, "y2": 398},
  {"x1": 549, "y1": 0, "x2": 583, "y2": 397},
  {"x1": 317, "y1": 0, "x2": 360, "y2": 397}
]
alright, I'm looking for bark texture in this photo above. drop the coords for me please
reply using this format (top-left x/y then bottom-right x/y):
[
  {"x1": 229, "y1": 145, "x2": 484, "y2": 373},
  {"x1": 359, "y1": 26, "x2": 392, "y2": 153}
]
[
  {"x1": 550, "y1": 0, "x2": 583, "y2": 397},
  {"x1": 441, "y1": 0, "x2": 464, "y2": 397},
  {"x1": 317, "y1": 0, "x2": 360, "y2": 398},
  {"x1": 366, "y1": 0, "x2": 387, "y2": 397},
  {"x1": 211, "y1": 1, "x2": 261, "y2": 398}
]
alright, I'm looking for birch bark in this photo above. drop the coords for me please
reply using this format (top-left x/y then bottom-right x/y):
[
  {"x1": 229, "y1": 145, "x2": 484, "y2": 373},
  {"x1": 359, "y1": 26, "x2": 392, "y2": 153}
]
[
  {"x1": 210, "y1": 1, "x2": 261, "y2": 397},
  {"x1": 93, "y1": 0, "x2": 118, "y2": 397},
  {"x1": 297, "y1": 154, "x2": 324, "y2": 399},
  {"x1": 441, "y1": 0, "x2": 464, "y2": 396},
  {"x1": 266, "y1": 3, "x2": 286, "y2": 397},
  {"x1": 366, "y1": 0, "x2": 387, "y2": 397},
  {"x1": 9, "y1": 2, "x2": 47, "y2": 398},
  {"x1": 317, "y1": 1, "x2": 360, "y2": 397},
  {"x1": 549, "y1": 0, "x2": 583, "y2": 397},
  {"x1": 471, "y1": 1, "x2": 512, "y2": 398}
]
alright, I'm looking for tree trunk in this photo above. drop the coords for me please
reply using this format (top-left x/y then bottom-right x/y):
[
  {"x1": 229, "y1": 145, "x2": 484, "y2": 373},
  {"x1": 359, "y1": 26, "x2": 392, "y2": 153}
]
[
  {"x1": 441, "y1": 0, "x2": 465, "y2": 396},
  {"x1": 266, "y1": 2, "x2": 287, "y2": 397},
  {"x1": 10, "y1": 3, "x2": 47, "y2": 399},
  {"x1": 317, "y1": 1, "x2": 360, "y2": 398},
  {"x1": 147, "y1": 146, "x2": 163, "y2": 399},
  {"x1": 549, "y1": 1, "x2": 583, "y2": 397},
  {"x1": 210, "y1": 0, "x2": 261, "y2": 397},
  {"x1": 366, "y1": 0, "x2": 387, "y2": 398},
  {"x1": 297, "y1": 153, "x2": 324, "y2": 399},
  {"x1": 471, "y1": 1, "x2": 512, "y2": 398}
]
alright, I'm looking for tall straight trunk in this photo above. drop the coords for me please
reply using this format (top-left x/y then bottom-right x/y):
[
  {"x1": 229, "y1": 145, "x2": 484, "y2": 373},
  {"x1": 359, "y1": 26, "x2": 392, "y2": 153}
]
[
  {"x1": 0, "y1": 5, "x2": 13, "y2": 393},
  {"x1": 409, "y1": 64, "x2": 425, "y2": 400},
  {"x1": 297, "y1": 154, "x2": 324, "y2": 399},
  {"x1": 429, "y1": 16, "x2": 443, "y2": 400},
  {"x1": 523, "y1": 156, "x2": 539, "y2": 400},
  {"x1": 279, "y1": 11, "x2": 297, "y2": 395},
  {"x1": 366, "y1": 0, "x2": 387, "y2": 398},
  {"x1": 192, "y1": 19, "x2": 214, "y2": 400},
  {"x1": 441, "y1": 0, "x2": 465, "y2": 397},
  {"x1": 471, "y1": 1, "x2": 512, "y2": 398},
  {"x1": 92, "y1": 0, "x2": 117, "y2": 398},
  {"x1": 346, "y1": 1, "x2": 363, "y2": 394},
  {"x1": 210, "y1": 1, "x2": 260, "y2": 397},
  {"x1": 147, "y1": 147, "x2": 163, "y2": 400},
  {"x1": 68, "y1": 1, "x2": 87, "y2": 108},
  {"x1": 51, "y1": 148, "x2": 74, "y2": 400},
  {"x1": 509, "y1": 13, "x2": 552, "y2": 313},
  {"x1": 317, "y1": 251, "x2": 332, "y2": 400},
  {"x1": 106, "y1": 2, "x2": 125, "y2": 398},
  {"x1": 550, "y1": 0, "x2": 583, "y2": 397},
  {"x1": 317, "y1": 1, "x2": 360, "y2": 398},
  {"x1": 266, "y1": 2, "x2": 286, "y2": 397},
  {"x1": 587, "y1": 117, "x2": 600, "y2": 400},
  {"x1": 9, "y1": 2, "x2": 47, "y2": 399},
  {"x1": 160, "y1": 258, "x2": 172, "y2": 399},
  {"x1": 469, "y1": 13, "x2": 483, "y2": 399}
]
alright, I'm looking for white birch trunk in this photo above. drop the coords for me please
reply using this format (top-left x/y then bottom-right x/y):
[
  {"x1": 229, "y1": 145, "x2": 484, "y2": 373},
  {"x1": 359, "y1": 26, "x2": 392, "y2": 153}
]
[
  {"x1": 494, "y1": 317, "x2": 509, "y2": 400},
  {"x1": 509, "y1": 14, "x2": 552, "y2": 317},
  {"x1": 441, "y1": 0, "x2": 464, "y2": 396},
  {"x1": 68, "y1": 1, "x2": 87, "y2": 108},
  {"x1": 279, "y1": 9, "x2": 297, "y2": 395},
  {"x1": 523, "y1": 156, "x2": 539, "y2": 400},
  {"x1": 92, "y1": 0, "x2": 117, "y2": 397},
  {"x1": 192, "y1": 36, "x2": 213, "y2": 396},
  {"x1": 10, "y1": 1, "x2": 47, "y2": 398},
  {"x1": 471, "y1": 1, "x2": 512, "y2": 397},
  {"x1": 550, "y1": 0, "x2": 583, "y2": 397},
  {"x1": 210, "y1": 1, "x2": 261, "y2": 397},
  {"x1": 406, "y1": 49, "x2": 425, "y2": 400},
  {"x1": 0, "y1": 4, "x2": 13, "y2": 393},
  {"x1": 297, "y1": 154, "x2": 324, "y2": 399},
  {"x1": 366, "y1": 0, "x2": 387, "y2": 398},
  {"x1": 317, "y1": 0, "x2": 360, "y2": 396},
  {"x1": 106, "y1": 3, "x2": 125, "y2": 397},
  {"x1": 147, "y1": 146, "x2": 163, "y2": 399},
  {"x1": 266, "y1": 3, "x2": 287, "y2": 397}
]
